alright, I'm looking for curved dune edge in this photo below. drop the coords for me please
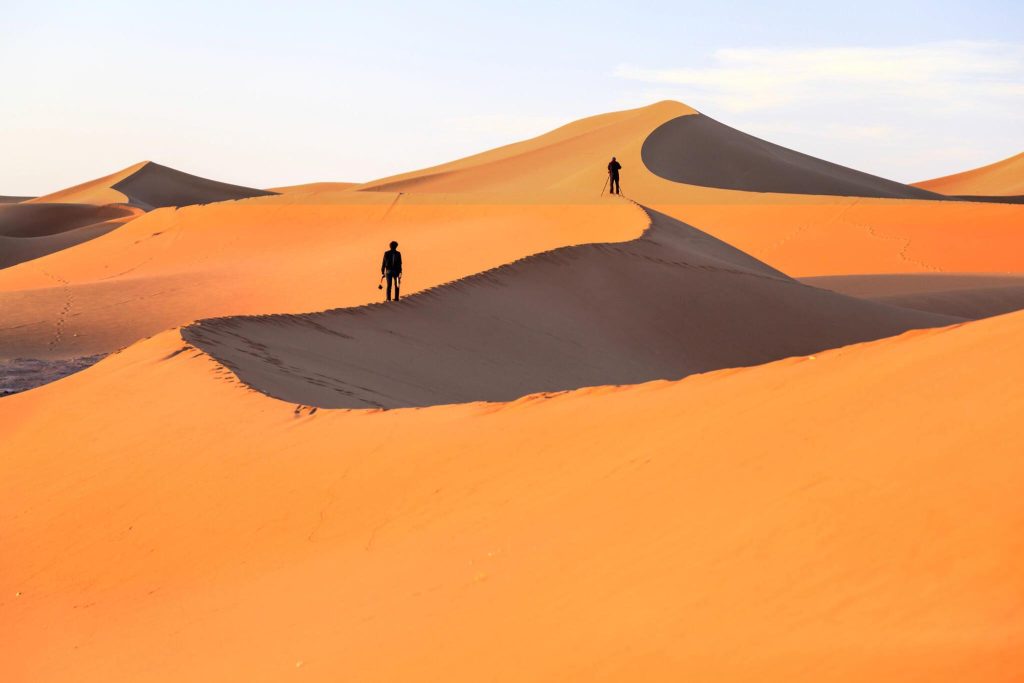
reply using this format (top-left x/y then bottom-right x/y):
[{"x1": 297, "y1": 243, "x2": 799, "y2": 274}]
[
  {"x1": 2, "y1": 307, "x2": 1023, "y2": 681},
  {"x1": 642, "y1": 114, "x2": 939, "y2": 199},
  {"x1": 914, "y1": 151, "x2": 1024, "y2": 197},
  {"x1": 28, "y1": 161, "x2": 275, "y2": 209},
  {"x1": 0, "y1": 201, "x2": 642, "y2": 360},
  {"x1": 182, "y1": 204, "x2": 957, "y2": 409}
]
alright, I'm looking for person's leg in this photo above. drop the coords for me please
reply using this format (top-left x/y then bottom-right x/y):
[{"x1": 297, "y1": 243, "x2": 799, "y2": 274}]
[
  {"x1": 395, "y1": 275, "x2": 401, "y2": 300},
  {"x1": 612, "y1": 177, "x2": 620, "y2": 194},
  {"x1": 386, "y1": 274, "x2": 393, "y2": 301}
]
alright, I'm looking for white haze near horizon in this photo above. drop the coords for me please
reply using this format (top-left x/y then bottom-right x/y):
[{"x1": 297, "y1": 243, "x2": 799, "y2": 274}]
[{"x1": 1, "y1": 0, "x2": 1022, "y2": 195}]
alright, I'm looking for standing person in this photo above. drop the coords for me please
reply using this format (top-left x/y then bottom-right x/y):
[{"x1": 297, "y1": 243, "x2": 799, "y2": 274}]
[
  {"x1": 381, "y1": 240, "x2": 402, "y2": 301},
  {"x1": 607, "y1": 156, "x2": 622, "y2": 195}
]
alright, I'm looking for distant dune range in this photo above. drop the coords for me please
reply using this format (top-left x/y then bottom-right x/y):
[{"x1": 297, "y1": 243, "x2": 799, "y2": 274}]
[
  {"x1": 184, "y1": 206, "x2": 955, "y2": 408},
  {"x1": 0, "y1": 162, "x2": 275, "y2": 269},
  {"x1": 3, "y1": 101, "x2": 1023, "y2": 368},
  {"x1": 26, "y1": 160, "x2": 275, "y2": 209}
]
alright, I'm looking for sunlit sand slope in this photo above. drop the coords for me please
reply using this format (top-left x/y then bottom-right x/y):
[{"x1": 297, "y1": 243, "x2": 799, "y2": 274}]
[
  {"x1": 663, "y1": 200, "x2": 1024, "y2": 276},
  {"x1": 915, "y1": 151, "x2": 1024, "y2": 197},
  {"x1": 0, "y1": 198, "x2": 641, "y2": 359},
  {"x1": 2, "y1": 308, "x2": 1022, "y2": 682},
  {"x1": 184, "y1": 207, "x2": 955, "y2": 408},
  {"x1": 28, "y1": 161, "x2": 275, "y2": 209}
]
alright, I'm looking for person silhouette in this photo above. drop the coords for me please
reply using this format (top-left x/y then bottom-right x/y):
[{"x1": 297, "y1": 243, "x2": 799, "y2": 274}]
[
  {"x1": 607, "y1": 156, "x2": 622, "y2": 195},
  {"x1": 381, "y1": 240, "x2": 402, "y2": 301}
]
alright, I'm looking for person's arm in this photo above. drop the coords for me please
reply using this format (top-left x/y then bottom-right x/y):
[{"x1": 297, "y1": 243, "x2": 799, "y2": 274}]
[
  {"x1": 381, "y1": 253, "x2": 387, "y2": 275},
  {"x1": 396, "y1": 252, "x2": 403, "y2": 274}
]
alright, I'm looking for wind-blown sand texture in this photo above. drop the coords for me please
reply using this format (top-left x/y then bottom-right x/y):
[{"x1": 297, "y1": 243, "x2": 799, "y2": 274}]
[{"x1": 3, "y1": 100, "x2": 1024, "y2": 681}]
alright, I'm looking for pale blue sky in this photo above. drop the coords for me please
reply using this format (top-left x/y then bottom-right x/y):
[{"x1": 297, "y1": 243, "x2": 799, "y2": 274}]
[{"x1": 2, "y1": 0, "x2": 1022, "y2": 194}]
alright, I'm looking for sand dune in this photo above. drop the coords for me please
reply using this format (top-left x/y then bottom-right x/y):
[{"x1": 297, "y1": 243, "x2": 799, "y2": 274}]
[
  {"x1": 3, "y1": 306, "x2": 1023, "y2": 682},
  {"x1": 0, "y1": 202, "x2": 142, "y2": 268},
  {"x1": 915, "y1": 151, "x2": 1024, "y2": 197},
  {"x1": 28, "y1": 160, "x2": 275, "y2": 209},
  {"x1": 802, "y1": 274, "x2": 1024, "y2": 319},
  {"x1": 667, "y1": 200, "x2": 1024, "y2": 276},
  {"x1": 0, "y1": 198, "x2": 641, "y2": 359},
  {"x1": 642, "y1": 114, "x2": 939, "y2": 199},
  {"x1": 0, "y1": 195, "x2": 33, "y2": 203},
  {"x1": 185, "y1": 206, "x2": 956, "y2": 408},
  {"x1": 268, "y1": 181, "x2": 361, "y2": 193},
  {"x1": 2, "y1": 101, "x2": 1022, "y2": 367}
]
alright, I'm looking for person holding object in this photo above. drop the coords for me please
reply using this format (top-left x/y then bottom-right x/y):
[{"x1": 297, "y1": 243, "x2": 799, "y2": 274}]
[
  {"x1": 607, "y1": 156, "x2": 622, "y2": 195},
  {"x1": 381, "y1": 240, "x2": 403, "y2": 301}
]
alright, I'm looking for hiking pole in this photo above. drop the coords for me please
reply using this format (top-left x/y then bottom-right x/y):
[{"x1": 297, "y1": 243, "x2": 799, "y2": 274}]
[{"x1": 600, "y1": 175, "x2": 609, "y2": 197}]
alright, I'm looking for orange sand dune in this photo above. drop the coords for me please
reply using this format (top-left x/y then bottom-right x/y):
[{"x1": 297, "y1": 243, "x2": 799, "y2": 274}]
[
  {"x1": 0, "y1": 202, "x2": 142, "y2": 268},
  {"x1": 661, "y1": 199, "x2": 1024, "y2": 276},
  {"x1": 0, "y1": 196, "x2": 640, "y2": 359},
  {"x1": 268, "y1": 181, "x2": 361, "y2": 193},
  {"x1": 184, "y1": 206, "x2": 954, "y2": 408},
  {"x1": 2, "y1": 307, "x2": 1023, "y2": 682},
  {"x1": 915, "y1": 151, "x2": 1024, "y2": 197},
  {"x1": 5, "y1": 102, "x2": 1022, "y2": 363},
  {"x1": 28, "y1": 161, "x2": 275, "y2": 209}
]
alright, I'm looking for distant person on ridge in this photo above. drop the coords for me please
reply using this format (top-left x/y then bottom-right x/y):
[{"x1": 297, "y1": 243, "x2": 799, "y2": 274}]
[
  {"x1": 381, "y1": 240, "x2": 402, "y2": 301},
  {"x1": 607, "y1": 156, "x2": 622, "y2": 195}
]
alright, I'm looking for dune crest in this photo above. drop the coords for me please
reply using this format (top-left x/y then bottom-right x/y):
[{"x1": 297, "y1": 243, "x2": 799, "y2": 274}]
[
  {"x1": 28, "y1": 161, "x2": 275, "y2": 209},
  {"x1": 914, "y1": 151, "x2": 1024, "y2": 198},
  {"x1": 183, "y1": 205, "x2": 956, "y2": 408}
]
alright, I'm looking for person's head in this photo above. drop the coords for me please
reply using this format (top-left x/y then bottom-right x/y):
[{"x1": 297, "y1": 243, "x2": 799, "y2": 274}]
[
  {"x1": 389, "y1": 240, "x2": 398, "y2": 250},
  {"x1": 611, "y1": 156, "x2": 616, "y2": 161}
]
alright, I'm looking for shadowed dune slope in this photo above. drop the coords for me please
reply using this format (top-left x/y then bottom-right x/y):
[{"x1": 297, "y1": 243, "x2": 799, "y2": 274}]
[
  {"x1": 0, "y1": 203, "x2": 137, "y2": 238},
  {"x1": 28, "y1": 161, "x2": 275, "y2": 209},
  {"x1": 915, "y1": 151, "x2": 1024, "y2": 197},
  {"x1": 643, "y1": 114, "x2": 940, "y2": 199},
  {"x1": 0, "y1": 203, "x2": 142, "y2": 268},
  {"x1": 3, "y1": 309, "x2": 1024, "y2": 682},
  {"x1": 802, "y1": 274, "x2": 1024, "y2": 320},
  {"x1": 0, "y1": 195, "x2": 33, "y2": 203},
  {"x1": 184, "y1": 207, "x2": 957, "y2": 408}
]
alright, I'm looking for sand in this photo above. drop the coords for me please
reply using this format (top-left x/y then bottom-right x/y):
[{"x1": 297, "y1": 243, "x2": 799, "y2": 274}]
[
  {"x1": 802, "y1": 274, "x2": 1024, "y2": 319},
  {"x1": 28, "y1": 161, "x2": 275, "y2": 209},
  {"x1": 2, "y1": 308, "x2": 1023, "y2": 682},
  {"x1": 0, "y1": 198, "x2": 641, "y2": 359},
  {"x1": 0, "y1": 202, "x2": 142, "y2": 268},
  {"x1": 184, "y1": 206, "x2": 954, "y2": 408},
  {"x1": 642, "y1": 114, "x2": 939, "y2": 199},
  {"x1": 3, "y1": 99, "x2": 1023, "y2": 681},
  {"x1": 915, "y1": 151, "x2": 1024, "y2": 197}
]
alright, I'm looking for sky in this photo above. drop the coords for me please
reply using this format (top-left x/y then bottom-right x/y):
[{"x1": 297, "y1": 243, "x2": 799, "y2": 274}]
[{"x1": 1, "y1": 0, "x2": 1022, "y2": 195}]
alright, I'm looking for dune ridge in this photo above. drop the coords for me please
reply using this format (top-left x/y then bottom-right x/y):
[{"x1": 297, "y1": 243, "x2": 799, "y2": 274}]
[
  {"x1": 28, "y1": 161, "x2": 276, "y2": 209},
  {"x1": 183, "y1": 203, "x2": 957, "y2": 408},
  {"x1": 915, "y1": 151, "x2": 1024, "y2": 197}
]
